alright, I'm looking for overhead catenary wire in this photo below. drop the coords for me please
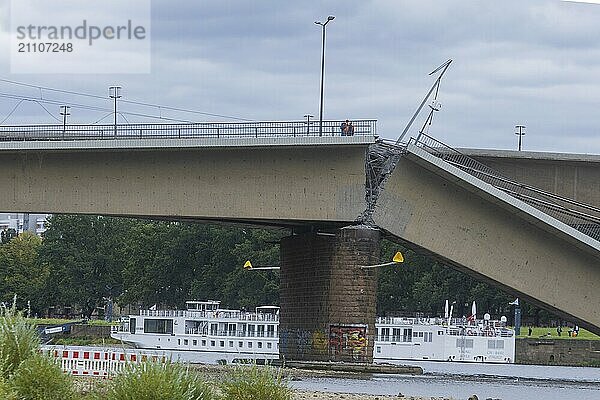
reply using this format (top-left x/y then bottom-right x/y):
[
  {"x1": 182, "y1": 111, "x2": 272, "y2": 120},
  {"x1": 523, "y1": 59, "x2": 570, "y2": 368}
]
[
  {"x1": 0, "y1": 78, "x2": 254, "y2": 121},
  {"x1": 0, "y1": 92, "x2": 196, "y2": 124},
  {"x1": 0, "y1": 100, "x2": 24, "y2": 124},
  {"x1": 33, "y1": 100, "x2": 61, "y2": 122}
]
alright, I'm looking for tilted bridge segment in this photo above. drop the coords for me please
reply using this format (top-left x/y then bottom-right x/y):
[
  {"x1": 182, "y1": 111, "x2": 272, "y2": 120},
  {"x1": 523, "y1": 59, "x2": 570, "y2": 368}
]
[
  {"x1": 369, "y1": 134, "x2": 600, "y2": 338},
  {"x1": 0, "y1": 120, "x2": 598, "y2": 361}
]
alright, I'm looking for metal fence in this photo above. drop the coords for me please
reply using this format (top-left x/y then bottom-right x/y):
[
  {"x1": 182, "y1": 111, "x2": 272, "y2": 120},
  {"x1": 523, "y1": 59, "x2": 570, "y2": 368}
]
[
  {"x1": 409, "y1": 133, "x2": 600, "y2": 242},
  {"x1": 0, "y1": 120, "x2": 377, "y2": 141}
]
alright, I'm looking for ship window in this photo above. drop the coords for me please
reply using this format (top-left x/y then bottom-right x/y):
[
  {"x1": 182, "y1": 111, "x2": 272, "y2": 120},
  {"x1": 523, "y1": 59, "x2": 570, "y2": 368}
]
[
  {"x1": 267, "y1": 325, "x2": 275, "y2": 337},
  {"x1": 376, "y1": 346, "x2": 381, "y2": 353},
  {"x1": 193, "y1": 340, "x2": 197, "y2": 346},
  {"x1": 210, "y1": 340, "x2": 215, "y2": 347},
  {"x1": 143, "y1": 319, "x2": 174, "y2": 335},
  {"x1": 239, "y1": 341, "x2": 243, "y2": 348},
  {"x1": 403, "y1": 329, "x2": 412, "y2": 342},
  {"x1": 496, "y1": 340, "x2": 504, "y2": 349},
  {"x1": 381, "y1": 328, "x2": 390, "y2": 341},
  {"x1": 258, "y1": 342, "x2": 263, "y2": 349},
  {"x1": 457, "y1": 338, "x2": 474, "y2": 348},
  {"x1": 228, "y1": 324, "x2": 236, "y2": 336},
  {"x1": 248, "y1": 342, "x2": 253, "y2": 348},
  {"x1": 488, "y1": 340, "x2": 504, "y2": 349},
  {"x1": 184, "y1": 339, "x2": 188, "y2": 346},
  {"x1": 229, "y1": 341, "x2": 233, "y2": 347},
  {"x1": 418, "y1": 332, "x2": 424, "y2": 338},
  {"x1": 220, "y1": 341, "x2": 224, "y2": 347},
  {"x1": 438, "y1": 331, "x2": 444, "y2": 335},
  {"x1": 177, "y1": 340, "x2": 181, "y2": 346},
  {"x1": 129, "y1": 318, "x2": 136, "y2": 333},
  {"x1": 202, "y1": 340, "x2": 206, "y2": 346},
  {"x1": 267, "y1": 343, "x2": 272, "y2": 349},
  {"x1": 413, "y1": 332, "x2": 418, "y2": 337},
  {"x1": 210, "y1": 324, "x2": 218, "y2": 335}
]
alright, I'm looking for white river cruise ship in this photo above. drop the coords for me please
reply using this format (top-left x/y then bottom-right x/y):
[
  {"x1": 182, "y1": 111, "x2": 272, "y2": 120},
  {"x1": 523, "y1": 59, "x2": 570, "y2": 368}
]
[{"x1": 111, "y1": 300, "x2": 515, "y2": 364}]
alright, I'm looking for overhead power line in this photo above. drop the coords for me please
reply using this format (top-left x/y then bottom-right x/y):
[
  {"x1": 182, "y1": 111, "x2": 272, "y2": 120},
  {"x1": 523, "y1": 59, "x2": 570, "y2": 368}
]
[
  {"x1": 0, "y1": 92, "x2": 195, "y2": 123},
  {"x1": 0, "y1": 100, "x2": 24, "y2": 124},
  {"x1": 0, "y1": 78, "x2": 253, "y2": 121}
]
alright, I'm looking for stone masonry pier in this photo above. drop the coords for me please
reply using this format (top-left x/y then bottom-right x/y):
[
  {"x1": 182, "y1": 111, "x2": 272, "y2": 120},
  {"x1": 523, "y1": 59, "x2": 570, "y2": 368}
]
[{"x1": 279, "y1": 226, "x2": 380, "y2": 362}]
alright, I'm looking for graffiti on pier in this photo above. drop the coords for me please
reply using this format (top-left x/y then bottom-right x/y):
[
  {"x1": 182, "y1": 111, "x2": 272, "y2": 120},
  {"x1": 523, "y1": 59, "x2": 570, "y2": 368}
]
[
  {"x1": 296, "y1": 329, "x2": 311, "y2": 356},
  {"x1": 329, "y1": 324, "x2": 368, "y2": 361},
  {"x1": 311, "y1": 330, "x2": 328, "y2": 355}
]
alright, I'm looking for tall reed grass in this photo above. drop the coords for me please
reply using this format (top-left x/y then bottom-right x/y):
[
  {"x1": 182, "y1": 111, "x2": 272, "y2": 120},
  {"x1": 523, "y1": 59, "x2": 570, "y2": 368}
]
[
  {"x1": 0, "y1": 300, "x2": 40, "y2": 378},
  {"x1": 100, "y1": 361, "x2": 214, "y2": 400},
  {"x1": 219, "y1": 364, "x2": 293, "y2": 400}
]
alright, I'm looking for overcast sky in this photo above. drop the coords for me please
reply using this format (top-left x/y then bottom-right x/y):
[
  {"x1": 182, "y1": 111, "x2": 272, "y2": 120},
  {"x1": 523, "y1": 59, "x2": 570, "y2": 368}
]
[{"x1": 0, "y1": 0, "x2": 599, "y2": 154}]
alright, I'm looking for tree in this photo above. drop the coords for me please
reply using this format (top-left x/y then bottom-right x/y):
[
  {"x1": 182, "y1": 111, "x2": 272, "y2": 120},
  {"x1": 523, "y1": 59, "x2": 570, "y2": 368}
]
[
  {"x1": 39, "y1": 215, "x2": 131, "y2": 318},
  {"x1": 0, "y1": 232, "x2": 45, "y2": 315}
]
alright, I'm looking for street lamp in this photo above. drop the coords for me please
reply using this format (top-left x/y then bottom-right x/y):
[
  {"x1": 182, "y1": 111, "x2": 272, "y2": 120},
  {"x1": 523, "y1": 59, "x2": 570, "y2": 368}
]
[
  {"x1": 59, "y1": 105, "x2": 70, "y2": 138},
  {"x1": 515, "y1": 124, "x2": 526, "y2": 151},
  {"x1": 109, "y1": 86, "x2": 122, "y2": 138},
  {"x1": 315, "y1": 15, "x2": 335, "y2": 137},
  {"x1": 303, "y1": 114, "x2": 313, "y2": 135}
]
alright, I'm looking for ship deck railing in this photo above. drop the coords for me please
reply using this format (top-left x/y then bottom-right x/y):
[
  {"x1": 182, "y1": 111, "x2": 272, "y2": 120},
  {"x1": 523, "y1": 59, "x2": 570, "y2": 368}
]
[
  {"x1": 185, "y1": 329, "x2": 277, "y2": 338},
  {"x1": 138, "y1": 309, "x2": 279, "y2": 322}
]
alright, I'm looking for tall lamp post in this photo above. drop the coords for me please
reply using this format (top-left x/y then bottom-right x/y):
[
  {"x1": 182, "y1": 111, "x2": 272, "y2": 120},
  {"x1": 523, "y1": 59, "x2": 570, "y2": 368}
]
[{"x1": 315, "y1": 15, "x2": 335, "y2": 137}]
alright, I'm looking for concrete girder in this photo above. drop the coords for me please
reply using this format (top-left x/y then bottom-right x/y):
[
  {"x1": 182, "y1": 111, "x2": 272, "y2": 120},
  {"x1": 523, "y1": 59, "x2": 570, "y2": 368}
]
[
  {"x1": 373, "y1": 146, "x2": 600, "y2": 335},
  {"x1": 0, "y1": 145, "x2": 369, "y2": 224}
]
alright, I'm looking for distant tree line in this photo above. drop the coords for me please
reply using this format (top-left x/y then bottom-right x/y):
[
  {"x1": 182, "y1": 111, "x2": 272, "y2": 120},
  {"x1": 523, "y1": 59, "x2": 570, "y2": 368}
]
[{"x1": 0, "y1": 215, "x2": 556, "y2": 325}]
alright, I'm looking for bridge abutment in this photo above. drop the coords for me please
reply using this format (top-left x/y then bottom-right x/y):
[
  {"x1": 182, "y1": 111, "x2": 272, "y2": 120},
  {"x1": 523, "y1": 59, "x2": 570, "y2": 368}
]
[{"x1": 279, "y1": 226, "x2": 380, "y2": 362}]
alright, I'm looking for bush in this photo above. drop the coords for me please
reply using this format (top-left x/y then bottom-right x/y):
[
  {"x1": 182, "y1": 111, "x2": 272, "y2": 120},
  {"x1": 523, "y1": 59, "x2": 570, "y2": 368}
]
[
  {"x1": 10, "y1": 353, "x2": 76, "y2": 400},
  {"x1": 219, "y1": 364, "x2": 292, "y2": 400},
  {"x1": 102, "y1": 361, "x2": 214, "y2": 400},
  {"x1": 0, "y1": 301, "x2": 40, "y2": 378}
]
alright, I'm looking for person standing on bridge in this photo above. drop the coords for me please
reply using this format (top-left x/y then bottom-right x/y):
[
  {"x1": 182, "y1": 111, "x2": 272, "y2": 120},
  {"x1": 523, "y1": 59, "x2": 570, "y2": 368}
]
[
  {"x1": 340, "y1": 120, "x2": 349, "y2": 136},
  {"x1": 347, "y1": 121, "x2": 355, "y2": 136}
]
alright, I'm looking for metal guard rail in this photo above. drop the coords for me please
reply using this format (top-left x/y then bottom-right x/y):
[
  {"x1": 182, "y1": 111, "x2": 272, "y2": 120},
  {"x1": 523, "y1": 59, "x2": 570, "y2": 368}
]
[
  {"x1": 0, "y1": 120, "x2": 377, "y2": 141},
  {"x1": 409, "y1": 133, "x2": 600, "y2": 241}
]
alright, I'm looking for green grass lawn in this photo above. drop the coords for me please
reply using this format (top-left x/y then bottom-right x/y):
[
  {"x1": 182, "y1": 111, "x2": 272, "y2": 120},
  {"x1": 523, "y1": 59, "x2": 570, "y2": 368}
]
[{"x1": 517, "y1": 326, "x2": 600, "y2": 340}]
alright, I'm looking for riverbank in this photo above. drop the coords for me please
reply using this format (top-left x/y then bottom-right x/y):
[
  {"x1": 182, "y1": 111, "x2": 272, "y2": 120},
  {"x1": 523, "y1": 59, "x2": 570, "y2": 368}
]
[{"x1": 294, "y1": 391, "x2": 447, "y2": 400}]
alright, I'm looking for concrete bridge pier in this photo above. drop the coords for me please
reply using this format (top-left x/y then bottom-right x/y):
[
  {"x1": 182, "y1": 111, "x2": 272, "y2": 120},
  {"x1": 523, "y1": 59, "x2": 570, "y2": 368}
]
[{"x1": 279, "y1": 226, "x2": 380, "y2": 362}]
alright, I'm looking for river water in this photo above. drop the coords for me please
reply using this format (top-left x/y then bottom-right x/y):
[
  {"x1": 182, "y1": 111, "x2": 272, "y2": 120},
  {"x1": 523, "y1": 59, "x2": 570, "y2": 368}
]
[
  {"x1": 290, "y1": 360, "x2": 600, "y2": 399},
  {"x1": 49, "y1": 345, "x2": 599, "y2": 399}
]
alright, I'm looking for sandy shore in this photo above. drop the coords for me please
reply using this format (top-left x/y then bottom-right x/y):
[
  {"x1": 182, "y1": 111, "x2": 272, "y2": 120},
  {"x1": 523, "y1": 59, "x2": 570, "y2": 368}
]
[{"x1": 293, "y1": 390, "x2": 453, "y2": 400}]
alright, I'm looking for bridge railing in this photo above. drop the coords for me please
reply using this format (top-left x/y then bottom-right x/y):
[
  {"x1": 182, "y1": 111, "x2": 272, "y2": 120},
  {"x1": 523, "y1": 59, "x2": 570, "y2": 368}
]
[
  {"x1": 0, "y1": 120, "x2": 377, "y2": 141},
  {"x1": 410, "y1": 133, "x2": 600, "y2": 242}
]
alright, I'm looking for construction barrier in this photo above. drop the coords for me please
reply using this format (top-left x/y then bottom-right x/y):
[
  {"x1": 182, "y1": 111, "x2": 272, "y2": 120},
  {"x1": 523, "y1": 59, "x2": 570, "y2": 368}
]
[{"x1": 42, "y1": 346, "x2": 167, "y2": 378}]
